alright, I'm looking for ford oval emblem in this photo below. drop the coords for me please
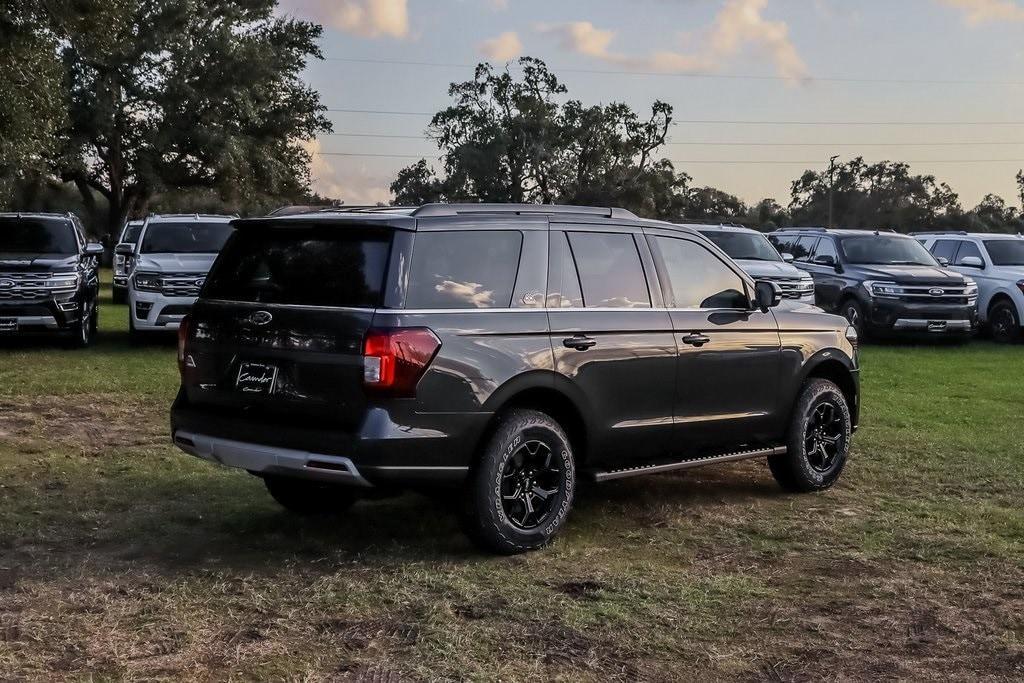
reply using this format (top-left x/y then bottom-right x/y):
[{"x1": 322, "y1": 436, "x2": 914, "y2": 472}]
[
  {"x1": 0, "y1": 280, "x2": 13, "y2": 289},
  {"x1": 929, "y1": 288, "x2": 945, "y2": 297},
  {"x1": 248, "y1": 310, "x2": 273, "y2": 326}
]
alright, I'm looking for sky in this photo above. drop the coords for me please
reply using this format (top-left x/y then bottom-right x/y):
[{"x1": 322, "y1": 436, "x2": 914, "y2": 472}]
[{"x1": 277, "y1": 0, "x2": 1024, "y2": 210}]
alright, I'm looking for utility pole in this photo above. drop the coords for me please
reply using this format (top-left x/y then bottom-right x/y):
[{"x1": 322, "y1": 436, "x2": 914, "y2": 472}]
[{"x1": 827, "y1": 155, "x2": 840, "y2": 229}]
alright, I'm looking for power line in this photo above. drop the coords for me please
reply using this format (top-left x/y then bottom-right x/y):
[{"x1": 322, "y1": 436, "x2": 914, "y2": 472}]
[
  {"x1": 322, "y1": 132, "x2": 1024, "y2": 147},
  {"x1": 313, "y1": 152, "x2": 1024, "y2": 165},
  {"x1": 321, "y1": 57, "x2": 1024, "y2": 87},
  {"x1": 324, "y1": 109, "x2": 1024, "y2": 126}
]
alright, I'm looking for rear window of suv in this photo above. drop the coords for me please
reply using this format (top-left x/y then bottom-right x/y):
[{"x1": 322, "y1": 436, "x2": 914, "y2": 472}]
[
  {"x1": 0, "y1": 217, "x2": 77, "y2": 255},
  {"x1": 203, "y1": 228, "x2": 391, "y2": 307}
]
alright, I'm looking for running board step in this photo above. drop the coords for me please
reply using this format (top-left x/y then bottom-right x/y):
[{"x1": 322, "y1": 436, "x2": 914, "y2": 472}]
[{"x1": 591, "y1": 446, "x2": 787, "y2": 483}]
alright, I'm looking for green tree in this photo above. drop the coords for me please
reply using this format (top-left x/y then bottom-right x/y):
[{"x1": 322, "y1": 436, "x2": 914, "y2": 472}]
[
  {"x1": 789, "y1": 157, "x2": 962, "y2": 232},
  {"x1": 964, "y1": 194, "x2": 1021, "y2": 233},
  {"x1": 0, "y1": 0, "x2": 67, "y2": 204},
  {"x1": 45, "y1": 0, "x2": 330, "y2": 239}
]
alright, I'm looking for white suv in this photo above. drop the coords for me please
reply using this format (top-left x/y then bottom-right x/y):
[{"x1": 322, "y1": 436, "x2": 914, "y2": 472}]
[
  {"x1": 118, "y1": 214, "x2": 235, "y2": 337},
  {"x1": 697, "y1": 224, "x2": 816, "y2": 303},
  {"x1": 915, "y1": 231, "x2": 1024, "y2": 342}
]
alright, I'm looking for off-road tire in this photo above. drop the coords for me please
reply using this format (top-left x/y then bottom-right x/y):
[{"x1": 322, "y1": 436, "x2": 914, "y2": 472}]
[
  {"x1": 769, "y1": 379, "x2": 852, "y2": 493},
  {"x1": 460, "y1": 409, "x2": 576, "y2": 555},
  {"x1": 263, "y1": 475, "x2": 360, "y2": 515}
]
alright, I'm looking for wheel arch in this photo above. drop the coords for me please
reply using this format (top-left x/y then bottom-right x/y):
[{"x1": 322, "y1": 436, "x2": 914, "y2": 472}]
[
  {"x1": 796, "y1": 352, "x2": 859, "y2": 429},
  {"x1": 479, "y1": 371, "x2": 592, "y2": 466},
  {"x1": 986, "y1": 290, "x2": 1019, "y2": 320}
]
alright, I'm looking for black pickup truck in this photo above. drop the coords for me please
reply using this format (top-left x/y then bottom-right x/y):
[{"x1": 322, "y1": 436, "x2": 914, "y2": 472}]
[{"x1": 0, "y1": 212, "x2": 103, "y2": 347}]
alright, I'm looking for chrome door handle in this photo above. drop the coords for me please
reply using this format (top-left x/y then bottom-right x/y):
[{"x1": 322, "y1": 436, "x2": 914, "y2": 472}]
[
  {"x1": 681, "y1": 333, "x2": 711, "y2": 347},
  {"x1": 563, "y1": 335, "x2": 597, "y2": 351}
]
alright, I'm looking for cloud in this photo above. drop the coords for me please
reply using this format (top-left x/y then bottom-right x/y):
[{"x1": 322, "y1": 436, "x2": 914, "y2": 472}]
[
  {"x1": 279, "y1": 0, "x2": 409, "y2": 38},
  {"x1": 302, "y1": 139, "x2": 392, "y2": 204},
  {"x1": 939, "y1": 0, "x2": 1024, "y2": 24},
  {"x1": 478, "y1": 31, "x2": 523, "y2": 60},
  {"x1": 538, "y1": 0, "x2": 808, "y2": 82},
  {"x1": 488, "y1": 0, "x2": 509, "y2": 9}
]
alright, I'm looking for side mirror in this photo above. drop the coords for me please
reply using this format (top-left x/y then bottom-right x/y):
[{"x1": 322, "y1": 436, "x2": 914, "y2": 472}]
[
  {"x1": 959, "y1": 256, "x2": 984, "y2": 269},
  {"x1": 754, "y1": 280, "x2": 782, "y2": 313},
  {"x1": 114, "y1": 243, "x2": 135, "y2": 256},
  {"x1": 84, "y1": 242, "x2": 104, "y2": 257},
  {"x1": 936, "y1": 256, "x2": 949, "y2": 266},
  {"x1": 813, "y1": 254, "x2": 836, "y2": 267},
  {"x1": 781, "y1": 253, "x2": 794, "y2": 263}
]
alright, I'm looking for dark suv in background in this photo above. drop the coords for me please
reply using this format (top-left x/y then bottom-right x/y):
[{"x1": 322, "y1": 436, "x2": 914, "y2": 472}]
[
  {"x1": 0, "y1": 212, "x2": 103, "y2": 347},
  {"x1": 172, "y1": 204, "x2": 860, "y2": 554},
  {"x1": 770, "y1": 228, "x2": 978, "y2": 339}
]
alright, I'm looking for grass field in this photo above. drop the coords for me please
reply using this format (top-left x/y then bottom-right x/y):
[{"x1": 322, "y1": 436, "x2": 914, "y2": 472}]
[{"x1": 1, "y1": 276, "x2": 1023, "y2": 681}]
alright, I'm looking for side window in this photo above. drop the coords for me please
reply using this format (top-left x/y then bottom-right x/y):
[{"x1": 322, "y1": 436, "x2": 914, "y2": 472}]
[
  {"x1": 954, "y1": 240, "x2": 983, "y2": 266},
  {"x1": 812, "y1": 238, "x2": 838, "y2": 262},
  {"x1": 546, "y1": 231, "x2": 583, "y2": 308},
  {"x1": 406, "y1": 230, "x2": 523, "y2": 309},
  {"x1": 651, "y1": 236, "x2": 749, "y2": 309},
  {"x1": 567, "y1": 232, "x2": 651, "y2": 308},
  {"x1": 792, "y1": 236, "x2": 819, "y2": 261},
  {"x1": 930, "y1": 239, "x2": 959, "y2": 263}
]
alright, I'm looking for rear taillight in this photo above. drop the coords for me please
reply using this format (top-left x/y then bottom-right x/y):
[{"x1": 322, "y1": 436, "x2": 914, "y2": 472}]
[
  {"x1": 362, "y1": 327, "x2": 441, "y2": 396},
  {"x1": 177, "y1": 314, "x2": 192, "y2": 377}
]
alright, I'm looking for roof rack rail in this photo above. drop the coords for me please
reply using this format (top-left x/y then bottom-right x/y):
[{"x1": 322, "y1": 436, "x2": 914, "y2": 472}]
[
  {"x1": 412, "y1": 203, "x2": 638, "y2": 220},
  {"x1": 908, "y1": 230, "x2": 968, "y2": 236},
  {"x1": 778, "y1": 227, "x2": 829, "y2": 232}
]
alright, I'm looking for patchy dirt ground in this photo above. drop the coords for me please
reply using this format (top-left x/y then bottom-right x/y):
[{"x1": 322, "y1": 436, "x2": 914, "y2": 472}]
[{"x1": 1, "y1": 337, "x2": 1023, "y2": 680}]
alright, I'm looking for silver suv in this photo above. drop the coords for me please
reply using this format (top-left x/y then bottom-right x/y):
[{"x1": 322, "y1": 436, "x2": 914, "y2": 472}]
[
  {"x1": 117, "y1": 214, "x2": 235, "y2": 337},
  {"x1": 914, "y1": 232, "x2": 1024, "y2": 342},
  {"x1": 697, "y1": 224, "x2": 815, "y2": 302}
]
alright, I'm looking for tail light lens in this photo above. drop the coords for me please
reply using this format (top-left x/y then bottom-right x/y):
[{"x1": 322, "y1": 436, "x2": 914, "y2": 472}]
[
  {"x1": 177, "y1": 314, "x2": 192, "y2": 377},
  {"x1": 363, "y1": 327, "x2": 441, "y2": 396}
]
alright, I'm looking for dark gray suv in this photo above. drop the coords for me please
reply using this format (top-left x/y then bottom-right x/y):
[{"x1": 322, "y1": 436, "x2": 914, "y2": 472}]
[{"x1": 171, "y1": 204, "x2": 860, "y2": 554}]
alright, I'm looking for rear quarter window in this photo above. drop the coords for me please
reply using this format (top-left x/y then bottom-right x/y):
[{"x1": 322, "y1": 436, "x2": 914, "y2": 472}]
[
  {"x1": 406, "y1": 231, "x2": 523, "y2": 309},
  {"x1": 203, "y1": 228, "x2": 391, "y2": 307}
]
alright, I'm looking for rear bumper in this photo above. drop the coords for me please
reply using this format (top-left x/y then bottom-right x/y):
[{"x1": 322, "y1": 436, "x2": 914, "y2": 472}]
[
  {"x1": 173, "y1": 430, "x2": 374, "y2": 487},
  {"x1": 171, "y1": 391, "x2": 489, "y2": 486}
]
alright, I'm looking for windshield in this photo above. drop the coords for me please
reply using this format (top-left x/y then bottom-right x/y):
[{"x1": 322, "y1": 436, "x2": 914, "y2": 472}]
[
  {"x1": 140, "y1": 221, "x2": 234, "y2": 254},
  {"x1": 984, "y1": 239, "x2": 1024, "y2": 266},
  {"x1": 840, "y1": 236, "x2": 937, "y2": 266},
  {"x1": 699, "y1": 231, "x2": 781, "y2": 262},
  {"x1": 0, "y1": 218, "x2": 77, "y2": 255},
  {"x1": 203, "y1": 228, "x2": 391, "y2": 307}
]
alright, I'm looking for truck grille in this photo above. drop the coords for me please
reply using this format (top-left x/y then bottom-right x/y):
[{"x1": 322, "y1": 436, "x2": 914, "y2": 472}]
[
  {"x1": 0, "y1": 272, "x2": 75, "y2": 301},
  {"x1": 894, "y1": 285, "x2": 975, "y2": 305},
  {"x1": 159, "y1": 273, "x2": 205, "y2": 298},
  {"x1": 765, "y1": 277, "x2": 815, "y2": 299}
]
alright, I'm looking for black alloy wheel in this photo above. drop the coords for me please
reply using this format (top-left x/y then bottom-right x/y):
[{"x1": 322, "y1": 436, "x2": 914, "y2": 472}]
[
  {"x1": 500, "y1": 439, "x2": 564, "y2": 531},
  {"x1": 804, "y1": 401, "x2": 844, "y2": 473},
  {"x1": 989, "y1": 301, "x2": 1020, "y2": 343}
]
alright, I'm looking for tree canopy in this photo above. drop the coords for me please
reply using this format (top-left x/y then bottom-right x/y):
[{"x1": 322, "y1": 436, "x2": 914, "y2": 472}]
[{"x1": 0, "y1": 0, "x2": 330, "y2": 237}]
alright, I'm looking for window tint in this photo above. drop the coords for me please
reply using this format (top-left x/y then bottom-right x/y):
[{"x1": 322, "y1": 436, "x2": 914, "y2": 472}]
[
  {"x1": 699, "y1": 230, "x2": 781, "y2": 262},
  {"x1": 792, "y1": 236, "x2": 819, "y2": 261},
  {"x1": 812, "y1": 238, "x2": 838, "y2": 262},
  {"x1": 930, "y1": 239, "x2": 959, "y2": 263},
  {"x1": 954, "y1": 240, "x2": 983, "y2": 266},
  {"x1": 984, "y1": 239, "x2": 1024, "y2": 266},
  {"x1": 769, "y1": 234, "x2": 795, "y2": 254},
  {"x1": 840, "y1": 236, "x2": 936, "y2": 266},
  {"x1": 0, "y1": 217, "x2": 77, "y2": 254},
  {"x1": 204, "y1": 228, "x2": 391, "y2": 307},
  {"x1": 406, "y1": 231, "x2": 523, "y2": 309},
  {"x1": 567, "y1": 232, "x2": 651, "y2": 308},
  {"x1": 546, "y1": 231, "x2": 583, "y2": 308},
  {"x1": 141, "y1": 221, "x2": 234, "y2": 254},
  {"x1": 652, "y1": 236, "x2": 749, "y2": 309}
]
